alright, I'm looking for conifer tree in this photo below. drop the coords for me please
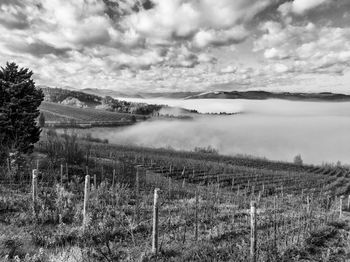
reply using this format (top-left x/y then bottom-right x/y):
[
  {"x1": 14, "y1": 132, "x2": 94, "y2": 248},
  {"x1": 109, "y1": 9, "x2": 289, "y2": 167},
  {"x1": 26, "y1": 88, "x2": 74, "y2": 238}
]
[{"x1": 0, "y1": 62, "x2": 44, "y2": 164}]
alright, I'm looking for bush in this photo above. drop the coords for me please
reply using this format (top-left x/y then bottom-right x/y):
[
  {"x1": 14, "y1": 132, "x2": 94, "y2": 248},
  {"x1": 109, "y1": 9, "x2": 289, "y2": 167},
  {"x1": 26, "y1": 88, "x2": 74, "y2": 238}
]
[{"x1": 293, "y1": 154, "x2": 303, "y2": 165}]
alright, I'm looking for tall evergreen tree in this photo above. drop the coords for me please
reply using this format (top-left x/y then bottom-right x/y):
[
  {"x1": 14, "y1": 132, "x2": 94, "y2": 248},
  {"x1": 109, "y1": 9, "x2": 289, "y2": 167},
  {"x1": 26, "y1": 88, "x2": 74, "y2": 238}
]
[{"x1": 0, "y1": 62, "x2": 44, "y2": 164}]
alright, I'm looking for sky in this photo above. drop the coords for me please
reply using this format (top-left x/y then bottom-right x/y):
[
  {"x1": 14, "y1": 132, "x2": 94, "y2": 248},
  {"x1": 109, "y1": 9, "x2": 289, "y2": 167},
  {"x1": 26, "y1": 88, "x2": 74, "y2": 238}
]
[{"x1": 0, "y1": 0, "x2": 350, "y2": 94}]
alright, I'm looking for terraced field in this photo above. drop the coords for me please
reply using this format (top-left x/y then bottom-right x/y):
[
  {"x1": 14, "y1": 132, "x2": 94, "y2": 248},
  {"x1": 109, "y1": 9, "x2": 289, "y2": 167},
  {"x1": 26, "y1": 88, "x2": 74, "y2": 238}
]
[{"x1": 40, "y1": 102, "x2": 145, "y2": 126}]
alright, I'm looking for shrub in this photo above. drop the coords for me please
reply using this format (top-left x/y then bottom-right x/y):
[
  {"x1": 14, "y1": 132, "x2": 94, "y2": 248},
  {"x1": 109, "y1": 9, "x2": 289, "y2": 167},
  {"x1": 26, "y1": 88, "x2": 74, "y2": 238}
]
[{"x1": 293, "y1": 154, "x2": 303, "y2": 165}]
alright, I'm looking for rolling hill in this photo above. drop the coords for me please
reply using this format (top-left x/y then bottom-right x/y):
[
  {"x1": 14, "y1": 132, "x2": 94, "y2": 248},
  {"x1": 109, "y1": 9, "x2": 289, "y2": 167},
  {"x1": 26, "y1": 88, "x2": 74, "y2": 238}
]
[
  {"x1": 185, "y1": 90, "x2": 350, "y2": 101},
  {"x1": 40, "y1": 102, "x2": 146, "y2": 128}
]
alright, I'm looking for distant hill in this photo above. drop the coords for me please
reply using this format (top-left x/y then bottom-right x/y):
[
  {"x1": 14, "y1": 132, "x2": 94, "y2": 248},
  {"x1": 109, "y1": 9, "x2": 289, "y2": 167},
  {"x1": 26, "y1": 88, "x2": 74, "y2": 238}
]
[
  {"x1": 40, "y1": 101, "x2": 146, "y2": 128},
  {"x1": 81, "y1": 88, "x2": 143, "y2": 99},
  {"x1": 82, "y1": 88, "x2": 202, "y2": 99},
  {"x1": 40, "y1": 86, "x2": 101, "y2": 107},
  {"x1": 39, "y1": 86, "x2": 162, "y2": 115},
  {"x1": 185, "y1": 91, "x2": 350, "y2": 101},
  {"x1": 139, "y1": 92, "x2": 202, "y2": 99}
]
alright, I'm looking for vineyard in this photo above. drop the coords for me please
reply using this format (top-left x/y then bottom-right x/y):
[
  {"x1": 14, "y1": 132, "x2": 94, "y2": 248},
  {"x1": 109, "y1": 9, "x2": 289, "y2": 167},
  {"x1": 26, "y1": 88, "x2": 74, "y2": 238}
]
[
  {"x1": 1, "y1": 140, "x2": 350, "y2": 261},
  {"x1": 40, "y1": 102, "x2": 146, "y2": 127}
]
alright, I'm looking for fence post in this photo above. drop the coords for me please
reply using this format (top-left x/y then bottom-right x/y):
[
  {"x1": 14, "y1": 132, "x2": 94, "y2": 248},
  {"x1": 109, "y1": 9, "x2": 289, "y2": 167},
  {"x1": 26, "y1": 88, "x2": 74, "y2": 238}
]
[
  {"x1": 168, "y1": 177, "x2": 172, "y2": 199},
  {"x1": 94, "y1": 174, "x2": 97, "y2": 190},
  {"x1": 273, "y1": 195, "x2": 277, "y2": 254},
  {"x1": 135, "y1": 166, "x2": 141, "y2": 222},
  {"x1": 152, "y1": 188, "x2": 160, "y2": 256},
  {"x1": 60, "y1": 164, "x2": 64, "y2": 185},
  {"x1": 281, "y1": 185, "x2": 284, "y2": 197},
  {"x1": 136, "y1": 166, "x2": 140, "y2": 196},
  {"x1": 112, "y1": 169, "x2": 116, "y2": 188},
  {"x1": 32, "y1": 169, "x2": 38, "y2": 217},
  {"x1": 83, "y1": 175, "x2": 90, "y2": 230},
  {"x1": 65, "y1": 163, "x2": 68, "y2": 182},
  {"x1": 306, "y1": 195, "x2": 310, "y2": 214},
  {"x1": 347, "y1": 195, "x2": 350, "y2": 211},
  {"x1": 195, "y1": 189, "x2": 199, "y2": 241},
  {"x1": 262, "y1": 183, "x2": 265, "y2": 196},
  {"x1": 340, "y1": 196, "x2": 344, "y2": 219},
  {"x1": 250, "y1": 201, "x2": 257, "y2": 262}
]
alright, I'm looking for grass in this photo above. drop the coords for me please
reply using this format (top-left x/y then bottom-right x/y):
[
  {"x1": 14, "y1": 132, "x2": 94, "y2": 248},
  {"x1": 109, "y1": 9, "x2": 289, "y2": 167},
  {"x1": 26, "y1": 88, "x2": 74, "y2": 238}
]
[
  {"x1": 2, "y1": 138, "x2": 350, "y2": 261},
  {"x1": 40, "y1": 102, "x2": 145, "y2": 127}
]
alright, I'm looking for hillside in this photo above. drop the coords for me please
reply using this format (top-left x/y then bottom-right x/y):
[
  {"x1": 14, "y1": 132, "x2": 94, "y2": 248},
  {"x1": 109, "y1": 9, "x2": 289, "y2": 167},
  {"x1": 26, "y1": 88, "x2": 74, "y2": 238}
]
[
  {"x1": 40, "y1": 86, "x2": 162, "y2": 115},
  {"x1": 185, "y1": 90, "x2": 350, "y2": 101},
  {"x1": 40, "y1": 102, "x2": 146, "y2": 128}
]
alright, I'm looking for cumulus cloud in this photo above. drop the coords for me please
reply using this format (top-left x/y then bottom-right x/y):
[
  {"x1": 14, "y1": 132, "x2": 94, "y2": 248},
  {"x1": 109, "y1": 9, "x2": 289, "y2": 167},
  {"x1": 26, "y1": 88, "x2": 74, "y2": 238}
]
[
  {"x1": 255, "y1": 20, "x2": 350, "y2": 75},
  {"x1": 0, "y1": 0, "x2": 349, "y2": 93},
  {"x1": 278, "y1": 0, "x2": 330, "y2": 16},
  {"x1": 193, "y1": 26, "x2": 248, "y2": 48},
  {"x1": 220, "y1": 65, "x2": 237, "y2": 74}
]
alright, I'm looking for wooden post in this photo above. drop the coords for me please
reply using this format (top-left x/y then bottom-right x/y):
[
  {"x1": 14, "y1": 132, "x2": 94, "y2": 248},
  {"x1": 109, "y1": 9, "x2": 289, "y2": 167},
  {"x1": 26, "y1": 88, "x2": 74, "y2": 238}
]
[
  {"x1": 60, "y1": 164, "x2": 64, "y2": 185},
  {"x1": 195, "y1": 189, "x2": 199, "y2": 241},
  {"x1": 65, "y1": 163, "x2": 68, "y2": 181},
  {"x1": 112, "y1": 169, "x2": 116, "y2": 188},
  {"x1": 182, "y1": 178, "x2": 186, "y2": 188},
  {"x1": 152, "y1": 188, "x2": 160, "y2": 255},
  {"x1": 83, "y1": 175, "x2": 90, "y2": 230},
  {"x1": 32, "y1": 169, "x2": 38, "y2": 217},
  {"x1": 262, "y1": 183, "x2": 265, "y2": 196},
  {"x1": 306, "y1": 195, "x2": 310, "y2": 214},
  {"x1": 7, "y1": 158, "x2": 11, "y2": 172},
  {"x1": 347, "y1": 195, "x2": 350, "y2": 211},
  {"x1": 231, "y1": 177, "x2": 234, "y2": 191},
  {"x1": 250, "y1": 201, "x2": 257, "y2": 262},
  {"x1": 340, "y1": 196, "x2": 344, "y2": 219},
  {"x1": 135, "y1": 166, "x2": 140, "y2": 196},
  {"x1": 101, "y1": 166, "x2": 104, "y2": 183},
  {"x1": 135, "y1": 167, "x2": 141, "y2": 222},
  {"x1": 181, "y1": 167, "x2": 185, "y2": 177},
  {"x1": 281, "y1": 185, "x2": 284, "y2": 197},
  {"x1": 273, "y1": 195, "x2": 277, "y2": 253},
  {"x1": 168, "y1": 177, "x2": 172, "y2": 199},
  {"x1": 94, "y1": 174, "x2": 97, "y2": 189}
]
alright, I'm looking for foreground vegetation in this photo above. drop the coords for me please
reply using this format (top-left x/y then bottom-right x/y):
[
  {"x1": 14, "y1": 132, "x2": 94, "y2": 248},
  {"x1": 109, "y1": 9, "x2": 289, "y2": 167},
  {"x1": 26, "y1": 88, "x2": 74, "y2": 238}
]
[{"x1": 1, "y1": 131, "x2": 350, "y2": 261}]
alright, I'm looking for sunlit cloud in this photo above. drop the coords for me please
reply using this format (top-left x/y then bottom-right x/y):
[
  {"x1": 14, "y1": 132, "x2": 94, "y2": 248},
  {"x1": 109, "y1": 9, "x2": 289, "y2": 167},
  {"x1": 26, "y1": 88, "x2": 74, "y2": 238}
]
[{"x1": 0, "y1": 0, "x2": 349, "y2": 93}]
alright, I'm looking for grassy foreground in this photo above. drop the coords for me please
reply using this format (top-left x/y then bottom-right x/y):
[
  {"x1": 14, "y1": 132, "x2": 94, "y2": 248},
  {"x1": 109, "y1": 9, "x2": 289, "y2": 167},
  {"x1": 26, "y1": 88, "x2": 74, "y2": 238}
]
[{"x1": 1, "y1": 137, "x2": 350, "y2": 261}]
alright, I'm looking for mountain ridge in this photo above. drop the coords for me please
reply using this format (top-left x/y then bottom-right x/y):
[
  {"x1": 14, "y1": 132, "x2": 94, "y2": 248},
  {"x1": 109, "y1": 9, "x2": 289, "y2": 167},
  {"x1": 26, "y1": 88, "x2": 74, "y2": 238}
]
[{"x1": 185, "y1": 90, "x2": 350, "y2": 101}]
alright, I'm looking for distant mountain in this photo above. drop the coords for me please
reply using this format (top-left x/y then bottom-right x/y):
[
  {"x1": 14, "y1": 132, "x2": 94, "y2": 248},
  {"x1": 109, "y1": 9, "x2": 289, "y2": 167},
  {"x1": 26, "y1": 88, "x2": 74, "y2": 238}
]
[
  {"x1": 139, "y1": 92, "x2": 201, "y2": 99},
  {"x1": 185, "y1": 91, "x2": 350, "y2": 101},
  {"x1": 82, "y1": 88, "x2": 144, "y2": 98},
  {"x1": 83, "y1": 89, "x2": 202, "y2": 99}
]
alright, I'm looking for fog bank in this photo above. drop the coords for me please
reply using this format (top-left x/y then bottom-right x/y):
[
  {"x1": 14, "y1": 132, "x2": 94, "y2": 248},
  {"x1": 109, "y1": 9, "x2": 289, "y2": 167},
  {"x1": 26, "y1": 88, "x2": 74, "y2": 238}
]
[{"x1": 84, "y1": 99, "x2": 350, "y2": 165}]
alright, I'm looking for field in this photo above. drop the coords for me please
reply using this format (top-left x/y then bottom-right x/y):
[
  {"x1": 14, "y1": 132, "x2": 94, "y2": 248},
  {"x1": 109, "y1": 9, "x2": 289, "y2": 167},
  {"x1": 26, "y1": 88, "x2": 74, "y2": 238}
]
[
  {"x1": 1, "y1": 135, "x2": 350, "y2": 262},
  {"x1": 40, "y1": 102, "x2": 146, "y2": 127}
]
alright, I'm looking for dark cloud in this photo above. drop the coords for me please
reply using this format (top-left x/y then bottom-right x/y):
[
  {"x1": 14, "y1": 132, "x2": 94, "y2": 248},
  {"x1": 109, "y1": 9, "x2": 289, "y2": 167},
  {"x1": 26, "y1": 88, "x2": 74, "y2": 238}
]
[{"x1": 6, "y1": 41, "x2": 71, "y2": 57}]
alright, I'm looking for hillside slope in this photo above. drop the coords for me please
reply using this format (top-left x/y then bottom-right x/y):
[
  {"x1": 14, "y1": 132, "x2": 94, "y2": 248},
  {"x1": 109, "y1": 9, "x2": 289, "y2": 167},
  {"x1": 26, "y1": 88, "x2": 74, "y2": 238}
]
[
  {"x1": 186, "y1": 91, "x2": 350, "y2": 101},
  {"x1": 40, "y1": 102, "x2": 146, "y2": 127}
]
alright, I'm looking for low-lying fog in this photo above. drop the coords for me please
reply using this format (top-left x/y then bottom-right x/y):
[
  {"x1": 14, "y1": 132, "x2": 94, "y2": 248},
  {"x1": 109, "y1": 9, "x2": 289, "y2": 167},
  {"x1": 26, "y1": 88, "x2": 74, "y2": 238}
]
[{"x1": 86, "y1": 98, "x2": 350, "y2": 165}]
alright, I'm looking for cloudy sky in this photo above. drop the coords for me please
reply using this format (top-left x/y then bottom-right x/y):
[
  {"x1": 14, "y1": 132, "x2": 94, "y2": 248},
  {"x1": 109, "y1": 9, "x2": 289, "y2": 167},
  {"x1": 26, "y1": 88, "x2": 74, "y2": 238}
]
[{"x1": 1, "y1": 0, "x2": 350, "y2": 94}]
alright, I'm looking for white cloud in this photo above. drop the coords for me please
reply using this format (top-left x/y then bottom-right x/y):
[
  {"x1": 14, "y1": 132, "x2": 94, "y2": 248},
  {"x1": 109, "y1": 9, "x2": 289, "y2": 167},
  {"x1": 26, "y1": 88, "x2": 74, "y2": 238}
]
[
  {"x1": 193, "y1": 26, "x2": 248, "y2": 48},
  {"x1": 255, "y1": 21, "x2": 350, "y2": 75},
  {"x1": 220, "y1": 65, "x2": 237, "y2": 74},
  {"x1": 278, "y1": 0, "x2": 330, "y2": 16},
  {"x1": 0, "y1": 0, "x2": 349, "y2": 93}
]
